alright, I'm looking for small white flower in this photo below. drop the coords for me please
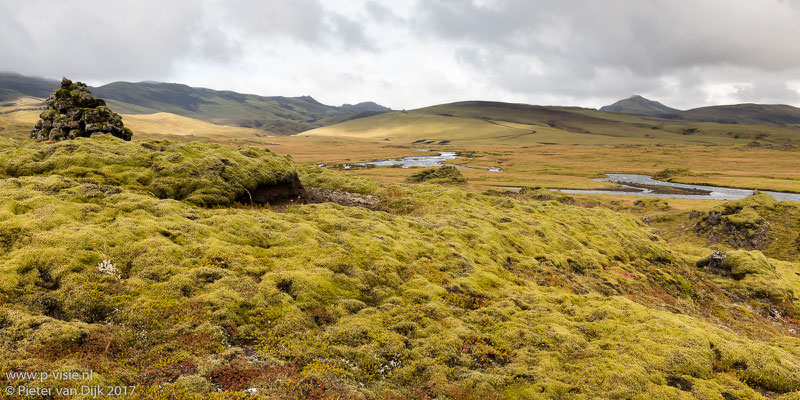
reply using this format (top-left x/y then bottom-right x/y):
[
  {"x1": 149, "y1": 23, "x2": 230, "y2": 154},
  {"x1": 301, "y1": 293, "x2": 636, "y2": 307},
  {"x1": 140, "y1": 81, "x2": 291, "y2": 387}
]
[{"x1": 97, "y1": 259, "x2": 119, "y2": 277}]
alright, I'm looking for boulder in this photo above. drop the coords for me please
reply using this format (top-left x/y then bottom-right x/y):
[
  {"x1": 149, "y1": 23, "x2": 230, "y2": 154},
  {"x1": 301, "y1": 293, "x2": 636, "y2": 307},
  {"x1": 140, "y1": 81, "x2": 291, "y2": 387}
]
[{"x1": 30, "y1": 77, "x2": 132, "y2": 142}]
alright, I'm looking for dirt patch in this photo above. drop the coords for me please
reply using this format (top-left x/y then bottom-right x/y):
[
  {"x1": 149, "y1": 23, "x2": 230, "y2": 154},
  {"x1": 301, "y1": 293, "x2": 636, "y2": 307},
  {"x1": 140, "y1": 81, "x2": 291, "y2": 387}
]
[
  {"x1": 237, "y1": 175, "x2": 309, "y2": 207},
  {"x1": 306, "y1": 187, "x2": 379, "y2": 209}
]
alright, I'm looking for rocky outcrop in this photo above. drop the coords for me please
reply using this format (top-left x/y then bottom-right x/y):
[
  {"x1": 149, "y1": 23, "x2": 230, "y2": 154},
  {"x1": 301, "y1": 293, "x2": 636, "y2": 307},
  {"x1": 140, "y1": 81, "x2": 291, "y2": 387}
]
[
  {"x1": 694, "y1": 194, "x2": 774, "y2": 250},
  {"x1": 30, "y1": 77, "x2": 131, "y2": 142},
  {"x1": 696, "y1": 250, "x2": 728, "y2": 276}
]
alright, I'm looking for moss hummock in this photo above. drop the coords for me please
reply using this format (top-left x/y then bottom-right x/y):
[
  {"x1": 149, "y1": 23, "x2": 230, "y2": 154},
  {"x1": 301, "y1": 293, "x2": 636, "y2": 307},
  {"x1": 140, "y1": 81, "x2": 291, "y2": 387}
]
[
  {"x1": 405, "y1": 165, "x2": 466, "y2": 184},
  {"x1": 0, "y1": 135, "x2": 301, "y2": 207}
]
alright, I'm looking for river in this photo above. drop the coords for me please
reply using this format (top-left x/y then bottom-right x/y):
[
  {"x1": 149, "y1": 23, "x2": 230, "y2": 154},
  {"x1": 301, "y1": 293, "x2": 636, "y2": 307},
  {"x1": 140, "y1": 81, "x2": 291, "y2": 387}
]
[
  {"x1": 339, "y1": 150, "x2": 503, "y2": 172},
  {"x1": 555, "y1": 174, "x2": 800, "y2": 202}
]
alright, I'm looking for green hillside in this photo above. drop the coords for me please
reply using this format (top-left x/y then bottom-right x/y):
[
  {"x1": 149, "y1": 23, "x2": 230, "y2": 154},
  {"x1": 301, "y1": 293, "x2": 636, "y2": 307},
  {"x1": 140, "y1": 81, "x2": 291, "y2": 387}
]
[
  {"x1": 2, "y1": 136, "x2": 800, "y2": 399},
  {"x1": 92, "y1": 82, "x2": 354, "y2": 135},
  {"x1": 307, "y1": 101, "x2": 800, "y2": 145}
]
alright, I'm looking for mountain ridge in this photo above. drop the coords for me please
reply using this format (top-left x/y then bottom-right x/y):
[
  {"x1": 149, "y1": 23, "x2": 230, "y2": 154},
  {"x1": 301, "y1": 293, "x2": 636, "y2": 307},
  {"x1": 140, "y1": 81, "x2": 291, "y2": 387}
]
[
  {"x1": 601, "y1": 94, "x2": 800, "y2": 126},
  {"x1": 0, "y1": 72, "x2": 391, "y2": 135}
]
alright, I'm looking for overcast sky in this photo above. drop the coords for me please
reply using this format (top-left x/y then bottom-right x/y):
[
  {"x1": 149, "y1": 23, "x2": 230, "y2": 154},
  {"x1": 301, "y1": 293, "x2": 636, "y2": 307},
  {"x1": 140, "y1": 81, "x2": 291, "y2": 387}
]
[{"x1": 2, "y1": 0, "x2": 800, "y2": 110}]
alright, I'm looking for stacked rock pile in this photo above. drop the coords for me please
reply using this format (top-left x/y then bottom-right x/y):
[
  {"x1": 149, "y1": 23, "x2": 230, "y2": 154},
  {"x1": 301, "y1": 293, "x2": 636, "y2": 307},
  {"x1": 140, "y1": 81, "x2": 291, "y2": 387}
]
[{"x1": 30, "y1": 77, "x2": 131, "y2": 141}]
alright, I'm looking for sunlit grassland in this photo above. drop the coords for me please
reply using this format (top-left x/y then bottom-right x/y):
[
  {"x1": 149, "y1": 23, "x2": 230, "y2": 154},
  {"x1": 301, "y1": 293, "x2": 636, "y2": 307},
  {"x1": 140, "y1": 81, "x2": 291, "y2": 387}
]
[
  {"x1": 305, "y1": 110, "x2": 749, "y2": 145},
  {"x1": 432, "y1": 144, "x2": 800, "y2": 192},
  {"x1": 291, "y1": 142, "x2": 800, "y2": 194},
  {"x1": 0, "y1": 106, "x2": 268, "y2": 145}
]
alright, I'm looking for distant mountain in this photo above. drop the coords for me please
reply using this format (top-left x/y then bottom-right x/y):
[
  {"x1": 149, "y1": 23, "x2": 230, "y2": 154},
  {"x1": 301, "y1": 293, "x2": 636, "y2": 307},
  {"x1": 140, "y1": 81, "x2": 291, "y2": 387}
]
[
  {"x1": 600, "y1": 94, "x2": 800, "y2": 126},
  {"x1": 600, "y1": 95, "x2": 679, "y2": 116},
  {"x1": 0, "y1": 73, "x2": 390, "y2": 135},
  {"x1": 340, "y1": 102, "x2": 391, "y2": 113}
]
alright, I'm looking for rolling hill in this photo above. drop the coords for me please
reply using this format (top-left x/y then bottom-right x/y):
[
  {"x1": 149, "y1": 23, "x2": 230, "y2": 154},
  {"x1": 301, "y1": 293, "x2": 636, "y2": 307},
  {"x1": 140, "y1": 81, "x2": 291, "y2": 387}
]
[
  {"x1": 0, "y1": 72, "x2": 390, "y2": 135},
  {"x1": 306, "y1": 100, "x2": 800, "y2": 145},
  {"x1": 676, "y1": 103, "x2": 800, "y2": 126}
]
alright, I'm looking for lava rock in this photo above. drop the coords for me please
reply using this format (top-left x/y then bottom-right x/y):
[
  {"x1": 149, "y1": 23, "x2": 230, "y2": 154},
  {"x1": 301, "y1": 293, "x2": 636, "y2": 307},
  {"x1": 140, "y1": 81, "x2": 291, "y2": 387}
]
[
  {"x1": 30, "y1": 77, "x2": 132, "y2": 142},
  {"x1": 696, "y1": 250, "x2": 728, "y2": 276},
  {"x1": 694, "y1": 194, "x2": 773, "y2": 250}
]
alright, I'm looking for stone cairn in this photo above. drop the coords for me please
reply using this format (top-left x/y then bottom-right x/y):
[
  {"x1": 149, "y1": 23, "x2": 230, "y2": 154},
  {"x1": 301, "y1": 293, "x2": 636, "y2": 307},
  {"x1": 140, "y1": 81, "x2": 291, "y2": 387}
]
[{"x1": 30, "y1": 77, "x2": 132, "y2": 142}]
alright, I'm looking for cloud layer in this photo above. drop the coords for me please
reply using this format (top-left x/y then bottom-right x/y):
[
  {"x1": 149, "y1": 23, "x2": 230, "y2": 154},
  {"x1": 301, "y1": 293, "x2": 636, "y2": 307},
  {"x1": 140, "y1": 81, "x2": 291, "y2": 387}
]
[{"x1": 1, "y1": 0, "x2": 799, "y2": 109}]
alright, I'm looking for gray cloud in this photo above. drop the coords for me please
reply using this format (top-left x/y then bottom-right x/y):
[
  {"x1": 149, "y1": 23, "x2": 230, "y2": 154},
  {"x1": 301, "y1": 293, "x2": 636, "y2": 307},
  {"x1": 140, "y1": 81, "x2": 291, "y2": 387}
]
[
  {"x1": 326, "y1": 13, "x2": 376, "y2": 51},
  {"x1": 213, "y1": 0, "x2": 327, "y2": 43},
  {"x1": 416, "y1": 0, "x2": 800, "y2": 108},
  {"x1": 0, "y1": 0, "x2": 205, "y2": 80},
  {"x1": 364, "y1": 1, "x2": 400, "y2": 23},
  {"x1": 0, "y1": 0, "x2": 370, "y2": 81},
  {"x1": 733, "y1": 80, "x2": 800, "y2": 104},
  {"x1": 1, "y1": 0, "x2": 800, "y2": 109}
]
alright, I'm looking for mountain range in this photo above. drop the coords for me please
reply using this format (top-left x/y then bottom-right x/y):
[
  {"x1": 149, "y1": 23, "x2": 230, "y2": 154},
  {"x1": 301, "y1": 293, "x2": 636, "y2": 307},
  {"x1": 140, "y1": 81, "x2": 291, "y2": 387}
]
[
  {"x1": 0, "y1": 72, "x2": 390, "y2": 135},
  {"x1": 4, "y1": 72, "x2": 800, "y2": 138}
]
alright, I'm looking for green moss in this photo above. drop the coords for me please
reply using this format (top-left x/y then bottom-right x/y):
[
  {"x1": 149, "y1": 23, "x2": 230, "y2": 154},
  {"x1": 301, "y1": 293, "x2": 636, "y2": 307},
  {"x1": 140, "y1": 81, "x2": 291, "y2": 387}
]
[
  {"x1": 0, "y1": 136, "x2": 297, "y2": 207},
  {"x1": 405, "y1": 165, "x2": 466, "y2": 184},
  {"x1": 1, "y1": 142, "x2": 800, "y2": 398},
  {"x1": 722, "y1": 250, "x2": 776, "y2": 279},
  {"x1": 633, "y1": 198, "x2": 670, "y2": 209},
  {"x1": 653, "y1": 167, "x2": 690, "y2": 180},
  {"x1": 518, "y1": 187, "x2": 575, "y2": 204}
]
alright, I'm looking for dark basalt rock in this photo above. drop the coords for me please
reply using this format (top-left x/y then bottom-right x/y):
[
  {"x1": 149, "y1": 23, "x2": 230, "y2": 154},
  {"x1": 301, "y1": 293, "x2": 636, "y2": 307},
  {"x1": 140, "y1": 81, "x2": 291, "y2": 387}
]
[
  {"x1": 694, "y1": 195, "x2": 773, "y2": 250},
  {"x1": 696, "y1": 250, "x2": 728, "y2": 276},
  {"x1": 30, "y1": 77, "x2": 132, "y2": 142}
]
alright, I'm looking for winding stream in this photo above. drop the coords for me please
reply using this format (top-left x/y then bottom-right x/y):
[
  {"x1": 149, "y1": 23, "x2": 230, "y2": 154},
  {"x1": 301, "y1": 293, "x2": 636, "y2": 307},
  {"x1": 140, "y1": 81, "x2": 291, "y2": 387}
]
[
  {"x1": 341, "y1": 150, "x2": 503, "y2": 172},
  {"x1": 556, "y1": 174, "x2": 800, "y2": 202},
  {"x1": 331, "y1": 152, "x2": 800, "y2": 202}
]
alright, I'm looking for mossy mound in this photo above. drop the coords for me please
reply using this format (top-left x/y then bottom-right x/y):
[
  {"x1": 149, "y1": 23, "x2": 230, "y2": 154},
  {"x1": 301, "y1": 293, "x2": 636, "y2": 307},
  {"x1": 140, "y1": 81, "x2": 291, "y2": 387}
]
[
  {"x1": 30, "y1": 78, "x2": 132, "y2": 142},
  {"x1": 518, "y1": 186, "x2": 575, "y2": 204},
  {"x1": 695, "y1": 194, "x2": 774, "y2": 250},
  {"x1": 697, "y1": 249, "x2": 776, "y2": 280},
  {"x1": 697, "y1": 249, "x2": 792, "y2": 305},
  {"x1": 652, "y1": 167, "x2": 691, "y2": 180},
  {"x1": 405, "y1": 165, "x2": 466, "y2": 184},
  {"x1": 0, "y1": 135, "x2": 303, "y2": 207},
  {"x1": 634, "y1": 198, "x2": 670, "y2": 209}
]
